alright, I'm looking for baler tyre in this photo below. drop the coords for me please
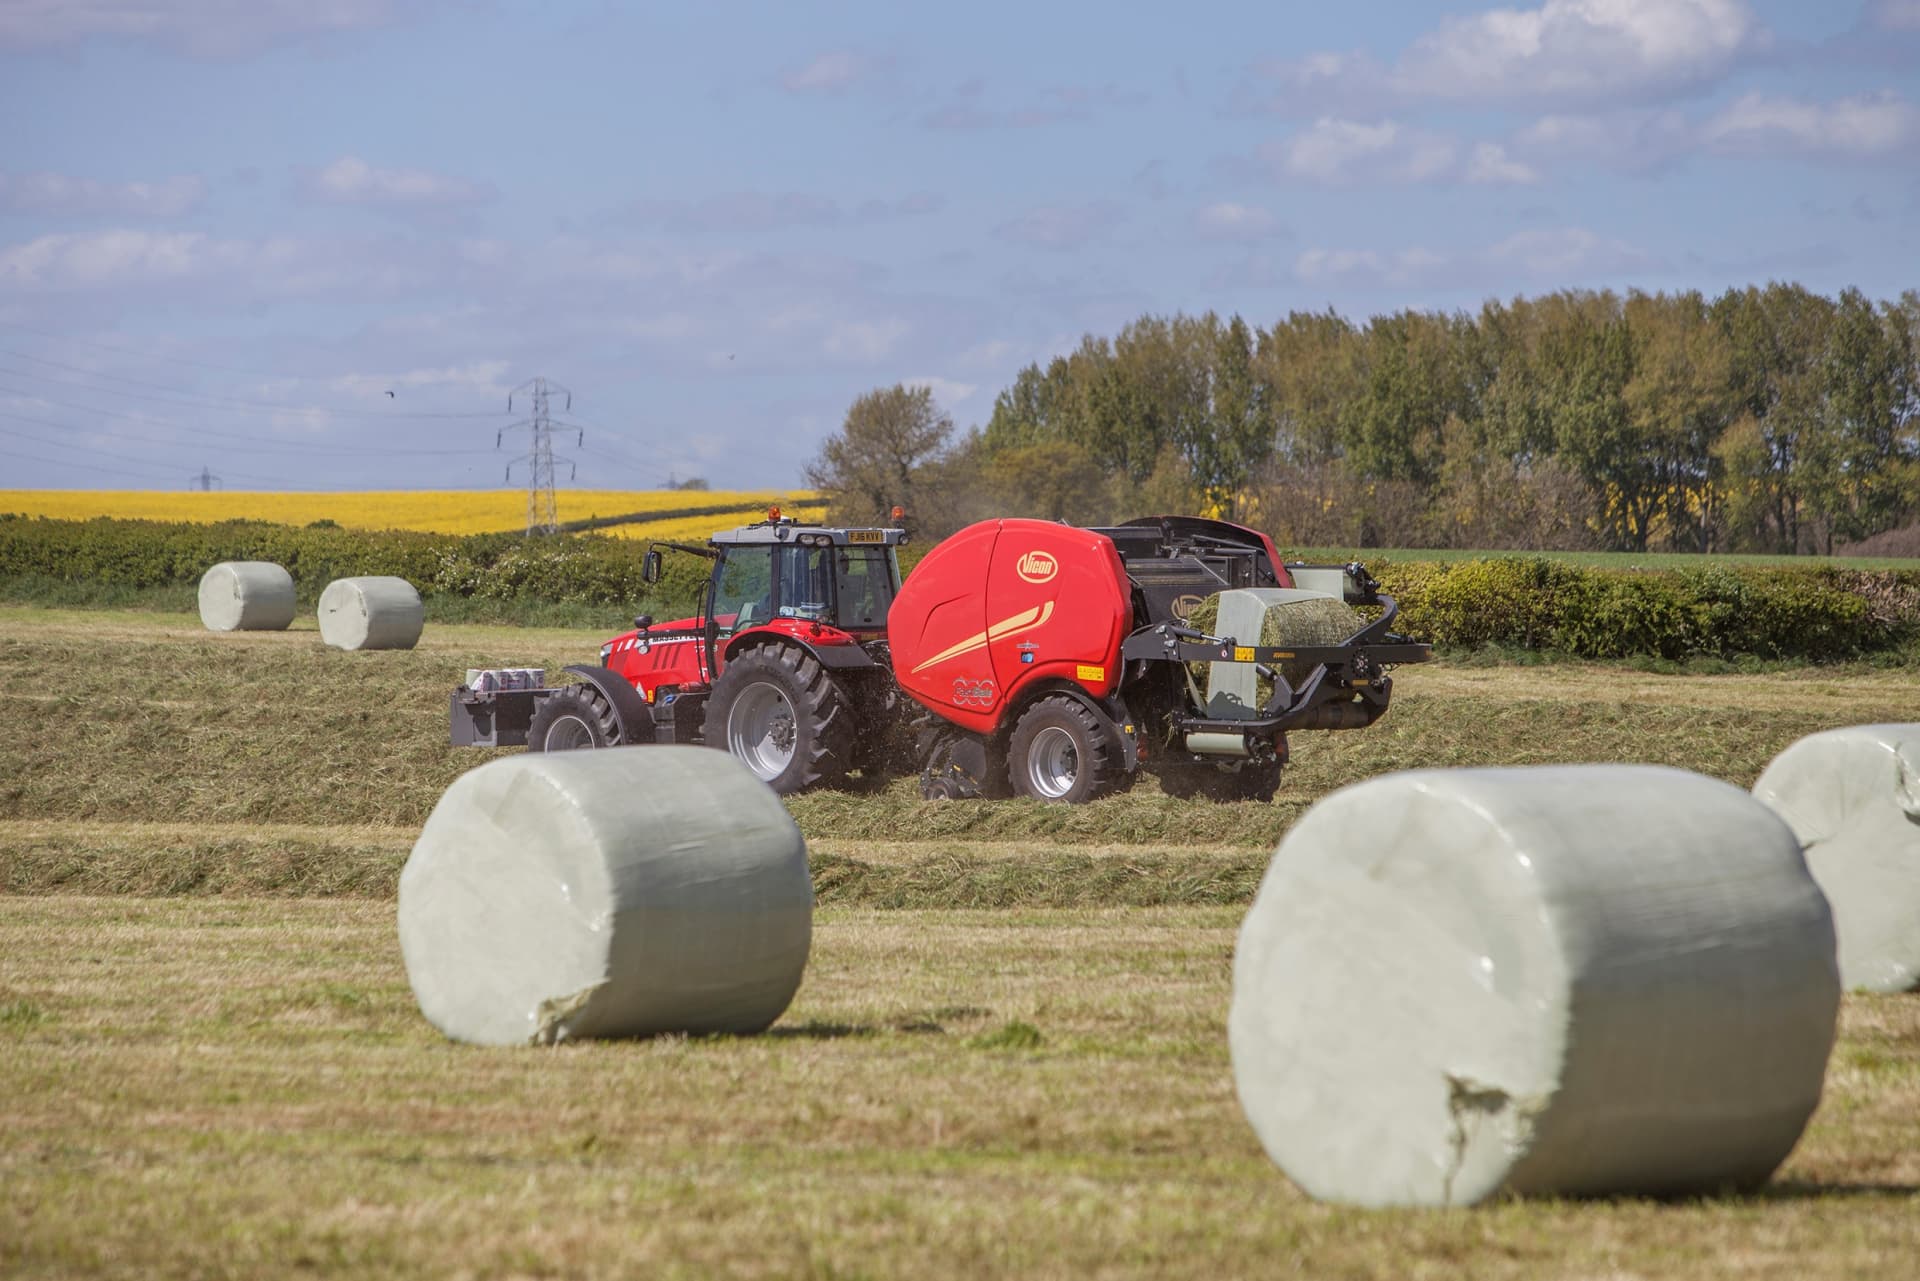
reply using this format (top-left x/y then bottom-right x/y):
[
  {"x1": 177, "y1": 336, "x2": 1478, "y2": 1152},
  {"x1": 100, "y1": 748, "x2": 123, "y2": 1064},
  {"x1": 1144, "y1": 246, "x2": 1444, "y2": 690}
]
[
  {"x1": 706, "y1": 642, "x2": 854, "y2": 795},
  {"x1": 1007, "y1": 696, "x2": 1117, "y2": 804},
  {"x1": 528, "y1": 684, "x2": 620, "y2": 753}
]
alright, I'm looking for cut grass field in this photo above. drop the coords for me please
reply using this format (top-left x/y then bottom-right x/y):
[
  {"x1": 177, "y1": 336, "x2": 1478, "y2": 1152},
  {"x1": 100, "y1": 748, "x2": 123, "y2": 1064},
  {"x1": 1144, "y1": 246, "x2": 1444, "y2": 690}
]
[
  {"x1": 2, "y1": 898, "x2": 1917, "y2": 1279},
  {"x1": 1, "y1": 603, "x2": 1917, "y2": 1277}
]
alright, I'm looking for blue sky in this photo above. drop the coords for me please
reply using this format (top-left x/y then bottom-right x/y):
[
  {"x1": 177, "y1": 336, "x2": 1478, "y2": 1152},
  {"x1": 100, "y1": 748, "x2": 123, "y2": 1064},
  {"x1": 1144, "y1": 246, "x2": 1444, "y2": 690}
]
[{"x1": 1, "y1": 0, "x2": 1916, "y2": 492}]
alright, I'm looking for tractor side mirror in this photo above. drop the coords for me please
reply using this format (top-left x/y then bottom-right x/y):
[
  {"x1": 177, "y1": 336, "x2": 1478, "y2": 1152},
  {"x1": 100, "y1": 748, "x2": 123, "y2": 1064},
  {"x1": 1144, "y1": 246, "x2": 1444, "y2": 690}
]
[
  {"x1": 642, "y1": 549, "x2": 662, "y2": 584},
  {"x1": 633, "y1": 614, "x2": 653, "y2": 632}
]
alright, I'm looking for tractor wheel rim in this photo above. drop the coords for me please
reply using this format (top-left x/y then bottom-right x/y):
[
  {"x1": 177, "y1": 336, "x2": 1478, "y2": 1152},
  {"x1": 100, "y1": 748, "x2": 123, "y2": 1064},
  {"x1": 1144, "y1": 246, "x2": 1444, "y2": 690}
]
[
  {"x1": 1027, "y1": 725, "x2": 1080, "y2": 799},
  {"x1": 544, "y1": 714, "x2": 597, "y2": 751},
  {"x1": 728, "y1": 681, "x2": 798, "y2": 780}
]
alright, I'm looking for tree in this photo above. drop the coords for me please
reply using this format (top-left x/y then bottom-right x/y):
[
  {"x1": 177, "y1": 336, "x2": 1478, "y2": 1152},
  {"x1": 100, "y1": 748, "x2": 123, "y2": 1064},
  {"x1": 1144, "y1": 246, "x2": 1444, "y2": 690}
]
[{"x1": 804, "y1": 384, "x2": 954, "y2": 526}]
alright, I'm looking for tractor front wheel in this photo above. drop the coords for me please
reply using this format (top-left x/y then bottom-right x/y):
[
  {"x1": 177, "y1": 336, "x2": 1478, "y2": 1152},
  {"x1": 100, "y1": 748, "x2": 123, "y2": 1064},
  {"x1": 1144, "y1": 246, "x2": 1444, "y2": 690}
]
[
  {"x1": 527, "y1": 684, "x2": 621, "y2": 752},
  {"x1": 706, "y1": 643, "x2": 854, "y2": 794},
  {"x1": 1006, "y1": 696, "x2": 1118, "y2": 804}
]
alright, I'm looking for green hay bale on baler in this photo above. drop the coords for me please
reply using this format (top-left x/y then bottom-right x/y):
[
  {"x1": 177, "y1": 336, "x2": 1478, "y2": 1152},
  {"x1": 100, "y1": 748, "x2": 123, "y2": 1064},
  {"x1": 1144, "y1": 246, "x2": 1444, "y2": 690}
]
[{"x1": 1186, "y1": 591, "x2": 1365, "y2": 709}]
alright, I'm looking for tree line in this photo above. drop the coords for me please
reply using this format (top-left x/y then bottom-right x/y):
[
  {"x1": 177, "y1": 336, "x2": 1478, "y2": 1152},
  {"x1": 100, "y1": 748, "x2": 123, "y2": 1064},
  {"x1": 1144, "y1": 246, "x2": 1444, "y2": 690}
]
[{"x1": 806, "y1": 284, "x2": 1920, "y2": 553}]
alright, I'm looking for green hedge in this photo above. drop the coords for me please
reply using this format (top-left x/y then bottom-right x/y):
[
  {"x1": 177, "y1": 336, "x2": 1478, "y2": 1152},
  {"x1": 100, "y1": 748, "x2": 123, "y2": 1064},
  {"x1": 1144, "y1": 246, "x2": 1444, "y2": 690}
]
[
  {"x1": 0, "y1": 513, "x2": 714, "y2": 618},
  {"x1": 1371, "y1": 557, "x2": 1914, "y2": 661},
  {"x1": 2, "y1": 515, "x2": 1912, "y2": 660}
]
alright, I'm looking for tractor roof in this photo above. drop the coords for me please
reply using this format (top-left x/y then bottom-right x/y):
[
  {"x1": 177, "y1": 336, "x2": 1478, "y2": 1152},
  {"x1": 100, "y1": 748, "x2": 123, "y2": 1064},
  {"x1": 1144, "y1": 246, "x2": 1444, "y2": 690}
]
[{"x1": 708, "y1": 519, "x2": 908, "y2": 548}]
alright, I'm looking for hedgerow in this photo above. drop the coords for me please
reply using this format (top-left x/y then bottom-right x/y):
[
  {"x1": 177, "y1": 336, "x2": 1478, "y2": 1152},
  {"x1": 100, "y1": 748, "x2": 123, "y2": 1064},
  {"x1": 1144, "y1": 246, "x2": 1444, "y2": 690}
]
[{"x1": 2, "y1": 514, "x2": 1912, "y2": 660}]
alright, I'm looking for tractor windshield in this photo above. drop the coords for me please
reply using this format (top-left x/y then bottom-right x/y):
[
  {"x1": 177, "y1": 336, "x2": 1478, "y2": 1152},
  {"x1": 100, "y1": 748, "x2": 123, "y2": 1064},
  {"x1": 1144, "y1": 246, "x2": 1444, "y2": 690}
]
[
  {"x1": 834, "y1": 546, "x2": 897, "y2": 630},
  {"x1": 776, "y1": 546, "x2": 834, "y2": 622}
]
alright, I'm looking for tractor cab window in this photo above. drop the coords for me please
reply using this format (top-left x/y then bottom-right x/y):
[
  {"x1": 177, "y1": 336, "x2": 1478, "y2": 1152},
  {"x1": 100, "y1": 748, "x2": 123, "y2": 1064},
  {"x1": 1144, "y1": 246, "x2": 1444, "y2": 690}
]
[
  {"x1": 776, "y1": 546, "x2": 834, "y2": 622},
  {"x1": 834, "y1": 547, "x2": 897, "y2": 630},
  {"x1": 712, "y1": 545, "x2": 773, "y2": 633}
]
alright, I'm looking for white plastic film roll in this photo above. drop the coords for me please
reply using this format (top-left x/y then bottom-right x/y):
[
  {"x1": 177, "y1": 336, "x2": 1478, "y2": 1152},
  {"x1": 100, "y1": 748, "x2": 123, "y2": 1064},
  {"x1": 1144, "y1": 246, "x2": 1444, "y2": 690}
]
[
  {"x1": 197, "y1": 561, "x2": 295, "y2": 632},
  {"x1": 1754, "y1": 724, "x2": 1920, "y2": 993},
  {"x1": 317, "y1": 575, "x2": 423, "y2": 650},
  {"x1": 398, "y1": 746, "x2": 813, "y2": 1046},
  {"x1": 1230, "y1": 765, "x2": 1839, "y2": 1207}
]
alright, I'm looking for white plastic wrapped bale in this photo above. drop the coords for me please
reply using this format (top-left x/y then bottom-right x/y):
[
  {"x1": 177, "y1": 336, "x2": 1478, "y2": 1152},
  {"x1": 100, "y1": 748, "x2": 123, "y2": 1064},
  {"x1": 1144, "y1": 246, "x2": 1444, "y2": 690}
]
[
  {"x1": 196, "y1": 561, "x2": 296, "y2": 632},
  {"x1": 1753, "y1": 724, "x2": 1920, "y2": 994},
  {"x1": 1230, "y1": 765, "x2": 1839, "y2": 1208},
  {"x1": 317, "y1": 575, "x2": 423, "y2": 650},
  {"x1": 398, "y1": 746, "x2": 813, "y2": 1046}
]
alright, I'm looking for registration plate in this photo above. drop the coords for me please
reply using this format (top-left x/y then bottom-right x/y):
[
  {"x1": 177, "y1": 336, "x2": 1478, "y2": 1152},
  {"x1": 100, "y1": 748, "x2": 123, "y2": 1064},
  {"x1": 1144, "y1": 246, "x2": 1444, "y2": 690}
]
[{"x1": 847, "y1": 529, "x2": 885, "y2": 544}]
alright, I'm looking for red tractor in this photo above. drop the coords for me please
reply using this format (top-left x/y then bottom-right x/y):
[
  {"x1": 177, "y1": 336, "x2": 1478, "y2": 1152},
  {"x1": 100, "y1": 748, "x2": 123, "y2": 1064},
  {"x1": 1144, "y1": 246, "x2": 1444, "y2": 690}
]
[
  {"x1": 451, "y1": 511, "x2": 1430, "y2": 802},
  {"x1": 451, "y1": 509, "x2": 907, "y2": 795}
]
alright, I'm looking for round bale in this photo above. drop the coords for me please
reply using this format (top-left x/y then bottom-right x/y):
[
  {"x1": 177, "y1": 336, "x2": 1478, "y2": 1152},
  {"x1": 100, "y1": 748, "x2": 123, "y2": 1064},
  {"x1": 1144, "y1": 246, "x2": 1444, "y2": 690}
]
[
  {"x1": 317, "y1": 575, "x2": 423, "y2": 650},
  {"x1": 398, "y1": 746, "x2": 813, "y2": 1046},
  {"x1": 1754, "y1": 724, "x2": 1920, "y2": 993},
  {"x1": 1230, "y1": 765, "x2": 1839, "y2": 1208},
  {"x1": 197, "y1": 561, "x2": 295, "y2": 632}
]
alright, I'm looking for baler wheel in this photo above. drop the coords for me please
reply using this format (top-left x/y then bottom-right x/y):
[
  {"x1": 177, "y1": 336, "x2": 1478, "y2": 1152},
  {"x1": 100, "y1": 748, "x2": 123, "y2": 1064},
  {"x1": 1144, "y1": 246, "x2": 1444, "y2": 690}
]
[
  {"x1": 527, "y1": 684, "x2": 621, "y2": 752},
  {"x1": 1007, "y1": 696, "x2": 1118, "y2": 804},
  {"x1": 706, "y1": 642, "x2": 854, "y2": 794}
]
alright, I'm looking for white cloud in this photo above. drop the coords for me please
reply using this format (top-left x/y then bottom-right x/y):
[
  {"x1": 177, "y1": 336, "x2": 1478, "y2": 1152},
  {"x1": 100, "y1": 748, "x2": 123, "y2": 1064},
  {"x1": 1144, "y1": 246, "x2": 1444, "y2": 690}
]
[
  {"x1": 1465, "y1": 142, "x2": 1541, "y2": 184},
  {"x1": 903, "y1": 376, "x2": 978, "y2": 408},
  {"x1": 1294, "y1": 226, "x2": 1652, "y2": 290},
  {"x1": 624, "y1": 190, "x2": 942, "y2": 234},
  {"x1": 297, "y1": 156, "x2": 491, "y2": 209},
  {"x1": 1398, "y1": 0, "x2": 1757, "y2": 100},
  {"x1": 1511, "y1": 92, "x2": 1919, "y2": 174},
  {"x1": 823, "y1": 317, "x2": 909, "y2": 363},
  {"x1": 1484, "y1": 226, "x2": 1653, "y2": 277},
  {"x1": 1193, "y1": 202, "x2": 1284, "y2": 241},
  {"x1": 992, "y1": 202, "x2": 1124, "y2": 252},
  {"x1": 1246, "y1": 0, "x2": 1762, "y2": 111},
  {"x1": 0, "y1": 228, "x2": 495, "y2": 298},
  {"x1": 0, "y1": 172, "x2": 206, "y2": 217},
  {"x1": 1270, "y1": 118, "x2": 1457, "y2": 184},
  {"x1": 1700, "y1": 91, "x2": 1920, "y2": 156},
  {"x1": 326, "y1": 361, "x2": 512, "y2": 399},
  {"x1": 1263, "y1": 119, "x2": 1536, "y2": 186},
  {"x1": 0, "y1": 0, "x2": 408, "y2": 56},
  {"x1": 1867, "y1": 0, "x2": 1920, "y2": 31},
  {"x1": 781, "y1": 50, "x2": 884, "y2": 93}
]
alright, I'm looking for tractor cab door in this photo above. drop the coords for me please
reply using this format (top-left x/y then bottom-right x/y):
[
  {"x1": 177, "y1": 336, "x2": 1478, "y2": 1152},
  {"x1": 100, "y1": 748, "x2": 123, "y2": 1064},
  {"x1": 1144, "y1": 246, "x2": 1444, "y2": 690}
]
[{"x1": 705, "y1": 544, "x2": 775, "y2": 675}]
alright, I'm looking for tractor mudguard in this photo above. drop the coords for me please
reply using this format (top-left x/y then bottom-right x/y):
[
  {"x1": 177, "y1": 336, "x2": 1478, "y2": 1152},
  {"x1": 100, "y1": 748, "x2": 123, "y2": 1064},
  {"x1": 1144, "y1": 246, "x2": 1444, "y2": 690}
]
[
  {"x1": 563, "y1": 664, "x2": 655, "y2": 744},
  {"x1": 722, "y1": 621, "x2": 879, "y2": 671}
]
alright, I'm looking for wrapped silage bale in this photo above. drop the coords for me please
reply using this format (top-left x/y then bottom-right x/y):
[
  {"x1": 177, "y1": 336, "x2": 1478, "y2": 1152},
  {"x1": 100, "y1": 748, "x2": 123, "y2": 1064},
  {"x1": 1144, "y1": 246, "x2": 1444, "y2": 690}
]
[
  {"x1": 197, "y1": 561, "x2": 296, "y2": 632},
  {"x1": 399, "y1": 747, "x2": 813, "y2": 1046},
  {"x1": 317, "y1": 575, "x2": 423, "y2": 650},
  {"x1": 1753, "y1": 724, "x2": 1920, "y2": 994},
  {"x1": 1230, "y1": 765, "x2": 1839, "y2": 1208}
]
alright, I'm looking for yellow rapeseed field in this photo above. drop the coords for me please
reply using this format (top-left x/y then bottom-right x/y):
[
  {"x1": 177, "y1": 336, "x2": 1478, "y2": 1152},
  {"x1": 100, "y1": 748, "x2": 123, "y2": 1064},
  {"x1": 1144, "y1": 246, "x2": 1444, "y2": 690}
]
[{"x1": 0, "y1": 489, "x2": 823, "y2": 538}]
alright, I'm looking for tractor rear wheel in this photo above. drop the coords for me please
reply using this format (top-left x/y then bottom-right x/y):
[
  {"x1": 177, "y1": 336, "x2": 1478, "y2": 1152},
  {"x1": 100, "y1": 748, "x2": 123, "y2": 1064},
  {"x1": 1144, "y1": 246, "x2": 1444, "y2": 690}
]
[
  {"x1": 527, "y1": 684, "x2": 621, "y2": 752},
  {"x1": 706, "y1": 643, "x2": 854, "y2": 794},
  {"x1": 1006, "y1": 696, "x2": 1118, "y2": 804}
]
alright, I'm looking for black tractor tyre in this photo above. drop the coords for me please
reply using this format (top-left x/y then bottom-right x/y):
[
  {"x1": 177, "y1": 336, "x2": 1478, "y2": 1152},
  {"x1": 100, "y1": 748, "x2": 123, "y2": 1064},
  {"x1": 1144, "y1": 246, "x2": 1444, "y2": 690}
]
[
  {"x1": 1156, "y1": 759, "x2": 1282, "y2": 803},
  {"x1": 705, "y1": 642, "x2": 855, "y2": 795},
  {"x1": 527, "y1": 683, "x2": 621, "y2": 753},
  {"x1": 1006, "y1": 696, "x2": 1118, "y2": 804}
]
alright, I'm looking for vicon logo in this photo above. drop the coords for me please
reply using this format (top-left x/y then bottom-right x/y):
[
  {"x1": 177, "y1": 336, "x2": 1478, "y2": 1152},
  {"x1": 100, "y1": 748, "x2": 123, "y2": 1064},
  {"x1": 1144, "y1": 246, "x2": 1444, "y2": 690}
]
[{"x1": 1015, "y1": 550, "x2": 1058, "y2": 583}]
